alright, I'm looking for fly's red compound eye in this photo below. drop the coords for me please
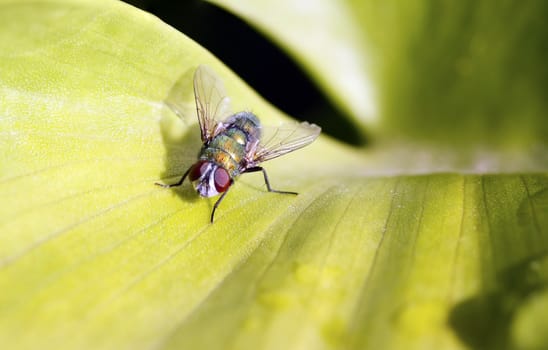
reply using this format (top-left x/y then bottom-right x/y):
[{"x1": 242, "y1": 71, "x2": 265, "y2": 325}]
[
  {"x1": 189, "y1": 161, "x2": 209, "y2": 181},
  {"x1": 214, "y1": 167, "x2": 231, "y2": 192}
]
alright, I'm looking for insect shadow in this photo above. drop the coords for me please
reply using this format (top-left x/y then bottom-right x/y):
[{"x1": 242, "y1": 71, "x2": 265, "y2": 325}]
[{"x1": 157, "y1": 68, "x2": 202, "y2": 203}]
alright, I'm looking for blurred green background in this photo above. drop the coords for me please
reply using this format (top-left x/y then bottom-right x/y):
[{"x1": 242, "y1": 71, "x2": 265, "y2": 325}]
[{"x1": 123, "y1": 0, "x2": 548, "y2": 154}]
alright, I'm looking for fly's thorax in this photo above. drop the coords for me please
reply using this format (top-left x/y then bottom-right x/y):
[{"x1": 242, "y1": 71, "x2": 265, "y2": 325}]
[
  {"x1": 188, "y1": 160, "x2": 231, "y2": 198},
  {"x1": 199, "y1": 112, "x2": 262, "y2": 178},
  {"x1": 201, "y1": 134, "x2": 244, "y2": 177}
]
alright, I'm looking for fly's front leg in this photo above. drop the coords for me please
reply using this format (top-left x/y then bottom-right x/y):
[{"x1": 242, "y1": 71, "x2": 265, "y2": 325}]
[
  {"x1": 244, "y1": 166, "x2": 298, "y2": 195},
  {"x1": 211, "y1": 180, "x2": 233, "y2": 223},
  {"x1": 155, "y1": 166, "x2": 191, "y2": 188}
]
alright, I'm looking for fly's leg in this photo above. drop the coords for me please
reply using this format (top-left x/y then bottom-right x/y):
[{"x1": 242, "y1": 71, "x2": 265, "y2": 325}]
[
  {"x1": 244, "y1": 166, "x2": 298, "y2": 195},
  {"x1": 211, "y1": 180, "x2": 233, "y2": 223},
  {"x1": 155, "y1": 166, "x2": 191, "y2": 188}
]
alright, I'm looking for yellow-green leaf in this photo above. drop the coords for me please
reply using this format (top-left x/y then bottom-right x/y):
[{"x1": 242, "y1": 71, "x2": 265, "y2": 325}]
[{"x1": 1, "y1": 1, "x2": 547, "y2": 350}]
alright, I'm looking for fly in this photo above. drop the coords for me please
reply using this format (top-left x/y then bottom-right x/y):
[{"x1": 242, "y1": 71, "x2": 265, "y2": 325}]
[{"x1": 156, "y1": 65, "x2": 321, "y2": 222}]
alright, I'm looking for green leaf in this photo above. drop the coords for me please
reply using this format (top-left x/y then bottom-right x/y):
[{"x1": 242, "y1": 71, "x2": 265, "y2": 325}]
[{"x1": 1, "y1": 1, "x2": 547, "y2": 350}]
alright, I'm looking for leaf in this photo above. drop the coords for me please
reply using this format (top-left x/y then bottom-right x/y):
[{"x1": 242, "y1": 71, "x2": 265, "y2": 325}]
[{"x1": 1, "y1": 1, "x2": 547, "y2": 350}]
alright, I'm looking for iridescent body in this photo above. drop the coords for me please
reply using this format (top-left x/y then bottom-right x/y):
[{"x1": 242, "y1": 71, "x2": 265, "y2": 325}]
[
  {"x1": 156, "y1": 65, "x2": 321, "y2": 223},
  {"x1": 203, "y1": 113, "x2": 260, "y2": 177},
  {"x1": 191, "y1": 112, "x2": 261, "y2": 197}
]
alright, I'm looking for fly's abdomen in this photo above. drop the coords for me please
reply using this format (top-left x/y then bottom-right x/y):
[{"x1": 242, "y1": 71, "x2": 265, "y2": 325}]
[{"x1": 226, "y1": 112, "x2": 261, "y2": 141}]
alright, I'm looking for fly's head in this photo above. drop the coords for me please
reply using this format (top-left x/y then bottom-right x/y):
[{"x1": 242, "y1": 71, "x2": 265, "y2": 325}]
[{"x1": 189, "y1": 160, "x2": 231, "y2": 197}]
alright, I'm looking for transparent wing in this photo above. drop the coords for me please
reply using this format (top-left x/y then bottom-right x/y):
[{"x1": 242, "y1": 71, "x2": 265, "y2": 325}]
[
  {"x1": 193, "y1": 65, "x2": 232, "y2": 141},
  {"x1": 254, "y1": 121, "x2": 321, "y2": 163},
  {"x1": 164, "y1": 70, "x2": 198, "y2": 127}
]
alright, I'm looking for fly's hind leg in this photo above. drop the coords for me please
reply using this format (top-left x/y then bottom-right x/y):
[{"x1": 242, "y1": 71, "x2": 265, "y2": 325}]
[
  {"x1": 244, "y1": 166, "x2": 298, "y2": 195},
  {"x1": 155, "y1": 166, "x2": 191, "y2": 188}
]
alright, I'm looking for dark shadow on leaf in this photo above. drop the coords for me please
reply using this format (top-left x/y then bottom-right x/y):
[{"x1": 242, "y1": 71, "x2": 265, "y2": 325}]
[
  {"x1": 126, "y1": 0, "x2": 365, "y2": 145},
  {"x1": 449, "y1": 251, "x2": 548, "y2": 350}
]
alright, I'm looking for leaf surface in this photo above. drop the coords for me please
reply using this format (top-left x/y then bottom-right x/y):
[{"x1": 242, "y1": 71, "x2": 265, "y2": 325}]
[{"x1": 0, "y1": 1, "x2": 547, "y2": 350}]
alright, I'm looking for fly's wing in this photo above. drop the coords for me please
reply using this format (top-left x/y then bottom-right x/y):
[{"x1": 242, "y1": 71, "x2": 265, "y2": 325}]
[
  {"x1": 165, "y1": 72, "x2": 197, "y2": 127},
  {"x1": 253, "y1": 121, "x2": 321, "y2": 163},
  {"x1": 193, "y1": 65, "x2": 232, "y2": 141}
]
